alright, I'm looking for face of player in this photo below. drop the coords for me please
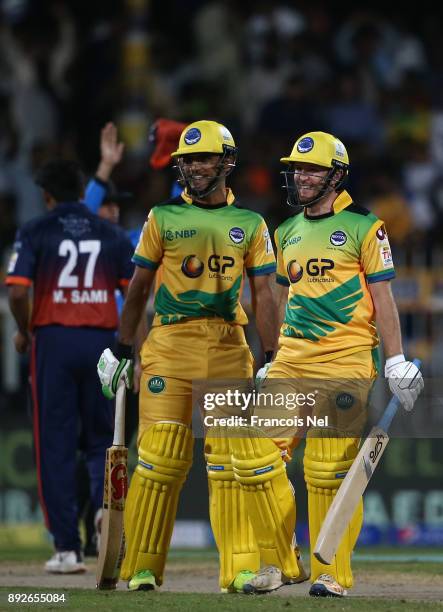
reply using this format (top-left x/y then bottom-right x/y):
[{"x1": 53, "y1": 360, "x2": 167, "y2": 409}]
[
  {"x1": 98, "y1": 202, "x2": 120, "y2": 224},
  {"x1": 292, "y1": 162, "x2": 330, "y2": 204},
  {"x1": 179, "y1": 153, "x2": 223, "y2": 193}
]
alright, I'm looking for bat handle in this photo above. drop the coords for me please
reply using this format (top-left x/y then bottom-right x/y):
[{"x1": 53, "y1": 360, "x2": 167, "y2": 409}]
[
  {"x1": 113, "y1": 382, "x2": 126, "y2": 446},
  {"x1": 378, "y1": 358, "x2": 421, "y2": 432}
]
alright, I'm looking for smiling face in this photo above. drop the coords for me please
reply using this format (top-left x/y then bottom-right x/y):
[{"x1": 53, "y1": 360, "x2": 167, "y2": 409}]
[
  {"x1": 178, "y1": 153, "x2": 222, "y2": 193},
  {"x1": 292, "y1": 162, "x2": 330, "y2": 204}
]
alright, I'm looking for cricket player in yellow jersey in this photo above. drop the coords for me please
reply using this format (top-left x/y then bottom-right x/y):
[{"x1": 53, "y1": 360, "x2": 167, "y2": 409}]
[
  {"x1": 250, "y1": 132, "x2": 424, "y2": 597},
  {"x1": 96, "y1": 120, "x2": 304, "y2": 593}
]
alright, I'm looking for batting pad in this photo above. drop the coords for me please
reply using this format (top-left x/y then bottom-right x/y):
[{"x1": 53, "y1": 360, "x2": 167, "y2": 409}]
[
  {"x1": 231, "y1": 435, "x2": 300, "y2": 579},
  {"x1": 304, "y1": 431, "x2": 363, "y2": 588},
  {"x1": 205, "y1": 435, "x2": 260, "y2": 589},
  {"x1": 120, "y1": 421, "x2": 193, "y2": 584}
]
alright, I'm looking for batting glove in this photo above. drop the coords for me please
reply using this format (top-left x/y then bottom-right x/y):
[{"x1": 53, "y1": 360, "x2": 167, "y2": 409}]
[
  {"x1": 255, "y1": 351, "x2": 274, "y2": 390},
  {"x1": 384, "y1": 354, "x2": 424, "y2": 412},
  {"x1": 97, "y1": 347, "x2": 133, "y2": 399}
]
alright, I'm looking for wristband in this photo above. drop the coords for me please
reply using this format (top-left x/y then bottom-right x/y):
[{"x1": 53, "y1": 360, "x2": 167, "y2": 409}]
[
  {"x1": 385, "y1": 354, "x2": 405, "y2": 369},
  {"x1": 264, "y1": 351, "x2": 274, "y2": 364},
  {"x1": 115, "y1": 342, "x2": 133, "y2": 360}
]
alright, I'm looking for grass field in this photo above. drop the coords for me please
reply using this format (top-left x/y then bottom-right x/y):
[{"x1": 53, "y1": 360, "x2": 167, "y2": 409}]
[{"x1": 1, "y1": 544, "x2": 442, "y2": 611}]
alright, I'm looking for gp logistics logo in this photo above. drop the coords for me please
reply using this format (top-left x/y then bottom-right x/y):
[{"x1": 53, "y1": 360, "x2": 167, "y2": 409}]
[
  {"x1": 181, "y1": 255, "x2": 204, "y2": 278},
  {"x1": 184, "y1": 128, "x2": 202, "y2": 145},
  {"x1": 287, "y1": 259, "x2": 303, "y2": 283}
]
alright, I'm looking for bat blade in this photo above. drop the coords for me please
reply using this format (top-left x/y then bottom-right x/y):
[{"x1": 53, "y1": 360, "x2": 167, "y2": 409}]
[
  {"x1": 96, "y1": 384, "x2": 128, "y2": 590},
  {"x1": 313, "y1": 359, "x2": 421, "y2": 565},
  {"x1": 313, "y1": 426, "x2": 389, "y2": 565}
]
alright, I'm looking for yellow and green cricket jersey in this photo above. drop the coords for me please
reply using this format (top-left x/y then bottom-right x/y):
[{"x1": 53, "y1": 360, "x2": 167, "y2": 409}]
[
  {"x1": 134, "y1": 189, "x2": 276, "y2": 326},
  {"x1": 275, "y1": 191, "x2": 395, "y2": 362}
]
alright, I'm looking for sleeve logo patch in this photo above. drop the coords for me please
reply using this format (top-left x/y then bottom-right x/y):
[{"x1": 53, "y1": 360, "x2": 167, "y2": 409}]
[
  {"x1": 376, "y1": 225, "x2": 387, "y2": 241},
  {"x1": 263, "y1": 229, "x2": 273, "y2": 254},
  {"x1": 380, "y1": 246, "x2": 393, "y2": 268}
]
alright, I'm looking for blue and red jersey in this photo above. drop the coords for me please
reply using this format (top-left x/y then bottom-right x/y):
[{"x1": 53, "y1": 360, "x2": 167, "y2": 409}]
[{"x1": 6, "y1": 202, "x2": 134, "y2": 329}]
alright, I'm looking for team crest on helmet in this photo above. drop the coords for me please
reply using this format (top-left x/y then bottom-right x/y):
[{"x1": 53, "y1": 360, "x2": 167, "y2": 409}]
[
  {"x1": 184, "y1": 128, "x2": 202, "y2": 145},
  {"x1": 297, "y1": 137, "x2": 314, "y2": 153}
]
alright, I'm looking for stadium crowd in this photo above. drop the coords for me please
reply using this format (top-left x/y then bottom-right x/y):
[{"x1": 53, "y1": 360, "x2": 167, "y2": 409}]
[{"x1": 0, "y1": 0, "x2": 442, "y2": 263}]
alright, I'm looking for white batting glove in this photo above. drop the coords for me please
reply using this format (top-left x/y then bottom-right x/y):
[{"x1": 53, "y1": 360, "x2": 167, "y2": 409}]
[
  {"x1": 97, "y1": 348, "x2": 133, "y2": 399},
  {"x1": 255, "y1": 362, "x2": 272, "y2": 390},
  {"x1": 384, "y1": 354, "x2": 424, "y2": 411}
]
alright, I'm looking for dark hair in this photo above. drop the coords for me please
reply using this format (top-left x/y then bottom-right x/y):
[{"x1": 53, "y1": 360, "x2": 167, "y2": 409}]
[{"x1": 34, "y1": 160, "x2": 85, "y2": 202}]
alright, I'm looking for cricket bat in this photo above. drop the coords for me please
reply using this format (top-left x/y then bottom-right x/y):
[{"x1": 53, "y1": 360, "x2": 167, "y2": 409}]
[
  {"x1": 314, "y1": 359, "x2": 421, "y2": 565},
  {"x1": 96, "y1": 382, "x2": 128, "y2": 589}
]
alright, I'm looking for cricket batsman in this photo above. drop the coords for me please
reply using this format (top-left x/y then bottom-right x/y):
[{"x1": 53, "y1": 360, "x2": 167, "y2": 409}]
[
  {"x1": 96, "y1": 120, "x2": 304, "y2": 593},
  {"x1": 245, "y1": 131, "x2": 424, "y2": 596}
]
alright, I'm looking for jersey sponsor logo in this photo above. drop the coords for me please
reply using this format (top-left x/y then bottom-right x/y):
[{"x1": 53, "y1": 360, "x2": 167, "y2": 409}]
[
  {"x1": 380, "y1": 245, "x2": 393, "y2": 268},
  {"x1": 297, "y1": 136, "x2": 314, "y2": 153},
  {"x1": 287, "y1": 260, "x2": 303, "y2": 283},
  {"x1": 208, "y1": 254, "x2": 234, "y2": 280},
  {"x1": 330, "y1": 230, "x2": 347, "y2": 246},
  {"x1": 229, "y1": 227, "x2": 245, "y2": 244},
  {"x1": 164, "y1": 229, "x2": 197, "y2": 241},
  {"x1": 263, "y1": 229, "x2": 273, "y2": 254},
  {"x1": 52, "y1": 289, "x2": 109, "y2": 304},
  {"x1": 376, "y1": 225, "x2": 387, "y2": 241},
  {"x1": 148, "y1": 376, "x2": 166, "y2": 393},
  {"x1": 184, "y1": 128, "x2": 201, "y2": 145},
  {"x1": 281, "y1": 235, "x2": 301, "y2": 250},
  {"x1": 306, "y1": 258, "x2": 335, "y2": 282},
  {"x1": 181, "y1": 255, "x2": 204, "y2": 278},
  {"x1": 336, "y1": 392, "x2": 354, "y2": 409}
]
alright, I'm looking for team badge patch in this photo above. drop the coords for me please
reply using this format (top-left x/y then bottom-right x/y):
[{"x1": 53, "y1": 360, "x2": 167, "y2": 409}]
[
  {"x1": 184, "y1": 128, "x2": 202, "y2": 145},
  {"x1": 336, "y1": 392, "x2": 354, "y2": 410},
  {"x1": 297, "y1": 136, "x2": 314, "y2": 153},
  {"x1": 148, "y1": 376, "x2": 166, "y2": 393},
  {"x1": 181, "y1": 255, "x2": 204, "y2": 278},
  {"x1": 287, "y1": 259, "x2": 303, "y2": 283},
  {"x1": 229, "y1": 227, "x2": 245, "y2": 244},
  {"x1": 330, "y1": 230, "x2": 347, "y2": 246}
]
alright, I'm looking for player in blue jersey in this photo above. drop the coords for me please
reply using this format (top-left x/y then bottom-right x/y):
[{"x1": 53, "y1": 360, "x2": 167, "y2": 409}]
[{"x1": 6, "y1": 160, "x2": 134, "y2": 574}]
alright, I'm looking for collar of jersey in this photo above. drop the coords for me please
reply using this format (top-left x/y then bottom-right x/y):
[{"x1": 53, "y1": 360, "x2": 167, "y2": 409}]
[
  {"x1": 305, "y1": 190, "x2": 353, "y2": 220},
  {"x1": 181, "y1": 188, "x2": 235, "y2": 207}
]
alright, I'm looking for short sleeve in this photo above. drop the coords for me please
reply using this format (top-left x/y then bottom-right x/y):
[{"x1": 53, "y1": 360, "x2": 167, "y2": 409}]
[
  {"x1": 274, "y1": 228, "x2": 290, "y2": 286},
  {"x1": 5, "y1": 228, "x2": 35, "y2": 286},
  {"x1": 245, "y1": 219, "x2": 276, "y2": 277},
  {"x1": 361, "y1": 221, "x2": 396, "y2": 284},
  {"x1": 132, "y1": 209, "x2": 163, "y2": 270}
]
